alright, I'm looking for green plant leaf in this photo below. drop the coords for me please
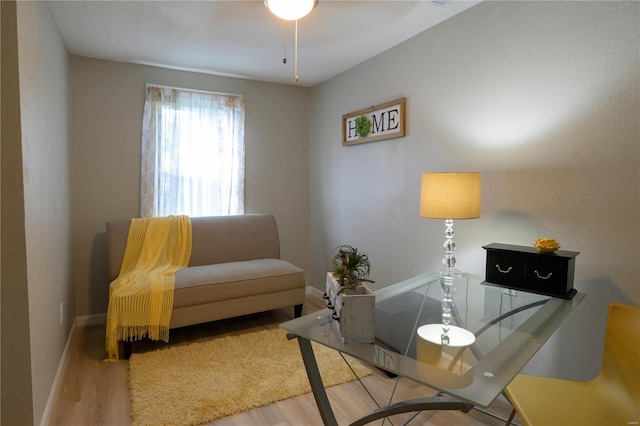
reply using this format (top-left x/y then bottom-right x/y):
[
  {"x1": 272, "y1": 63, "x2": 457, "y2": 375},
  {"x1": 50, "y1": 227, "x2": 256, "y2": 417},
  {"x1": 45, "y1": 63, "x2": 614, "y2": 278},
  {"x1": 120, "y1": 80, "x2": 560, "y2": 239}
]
[
  {"x1": 331, "y1": 244, "x2": 373, "y2": 290},
  {"x1": 355, "y1": 115, "x2": 371, "y2": 138}
]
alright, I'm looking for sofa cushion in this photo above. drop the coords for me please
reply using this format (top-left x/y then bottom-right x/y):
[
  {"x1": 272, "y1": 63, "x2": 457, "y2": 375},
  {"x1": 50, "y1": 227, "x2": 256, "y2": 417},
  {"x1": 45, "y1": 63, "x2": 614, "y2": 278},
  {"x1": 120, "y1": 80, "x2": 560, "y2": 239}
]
[
  {"x1": 173, "y1": 259, "x2": 304, "y2": 308},
  {"x1": 189, "y1": 215, "x2": 281, "y2": 267}
]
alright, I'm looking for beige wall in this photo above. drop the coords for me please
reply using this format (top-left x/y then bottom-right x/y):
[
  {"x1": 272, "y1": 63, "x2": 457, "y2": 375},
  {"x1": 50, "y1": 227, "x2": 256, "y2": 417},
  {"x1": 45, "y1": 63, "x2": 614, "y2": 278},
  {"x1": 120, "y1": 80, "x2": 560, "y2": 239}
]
[
  {"x1": 18, "y1": 1, "x2": 73, "y2": 422},
  {"x1": 70, "y1": 57, "x2": 311, "y2": 316},
  {"x1": 2, "y1": 1, "x2": 73, "y2": 424},
  {"x1": 1, "y1": 1, "x2": 33, "y2": 424},
  {"x1": 309, "y1": 0, "x2": 639, "y2": 381}
]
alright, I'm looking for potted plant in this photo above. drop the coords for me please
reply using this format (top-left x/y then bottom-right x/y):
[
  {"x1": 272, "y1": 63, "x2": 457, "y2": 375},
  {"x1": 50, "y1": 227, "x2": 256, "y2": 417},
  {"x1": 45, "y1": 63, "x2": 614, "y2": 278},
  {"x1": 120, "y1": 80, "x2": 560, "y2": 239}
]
[
  {"x1": 331, "y1": 245, "x2": 375, "y2": 293},
  {"x1": 325, "y1": 245, "x2": 376, "y2": 344}
]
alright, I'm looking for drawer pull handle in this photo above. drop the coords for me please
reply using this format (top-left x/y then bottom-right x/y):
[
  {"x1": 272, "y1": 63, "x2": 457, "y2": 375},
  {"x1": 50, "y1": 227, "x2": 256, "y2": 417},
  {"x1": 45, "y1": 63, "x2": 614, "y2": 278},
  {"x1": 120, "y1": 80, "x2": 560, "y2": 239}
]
[
  {"x1": 534, "y1": 270, "x2": 553, "y2": 280},
  {"x1": 496, "y1": 265, "x2": 513, "y2": 274}
]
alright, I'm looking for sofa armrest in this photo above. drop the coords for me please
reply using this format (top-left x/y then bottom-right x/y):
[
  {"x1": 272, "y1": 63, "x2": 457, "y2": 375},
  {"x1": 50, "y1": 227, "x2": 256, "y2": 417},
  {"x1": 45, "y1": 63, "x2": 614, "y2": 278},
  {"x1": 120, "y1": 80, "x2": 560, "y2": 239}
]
[{"x1": 106, "y1": 220, "x2": 131, "y2": 282}]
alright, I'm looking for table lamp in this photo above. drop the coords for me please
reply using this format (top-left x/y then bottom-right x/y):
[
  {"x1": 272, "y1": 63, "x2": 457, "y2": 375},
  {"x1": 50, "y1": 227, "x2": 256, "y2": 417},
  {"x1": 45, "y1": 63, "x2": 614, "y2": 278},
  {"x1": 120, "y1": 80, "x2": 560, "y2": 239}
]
[{"x1": 420, "y1": 172, "x2": 481, "y2": 345}]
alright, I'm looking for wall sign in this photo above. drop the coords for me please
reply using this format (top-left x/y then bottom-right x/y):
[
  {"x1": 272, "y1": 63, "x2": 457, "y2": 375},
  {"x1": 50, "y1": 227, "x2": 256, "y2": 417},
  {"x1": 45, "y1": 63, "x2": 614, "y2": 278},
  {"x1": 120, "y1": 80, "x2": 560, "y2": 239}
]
[{"x1": 342, "y1": 97, "x2": 406, "y2": 146}]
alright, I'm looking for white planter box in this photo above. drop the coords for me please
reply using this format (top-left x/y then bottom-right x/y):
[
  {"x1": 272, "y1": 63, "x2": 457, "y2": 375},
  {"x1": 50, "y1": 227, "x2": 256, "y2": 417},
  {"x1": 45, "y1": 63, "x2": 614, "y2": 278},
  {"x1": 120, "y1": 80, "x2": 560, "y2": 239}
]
[{"x1": 325, "y1": 272, "x2": 375, "y2": 344}]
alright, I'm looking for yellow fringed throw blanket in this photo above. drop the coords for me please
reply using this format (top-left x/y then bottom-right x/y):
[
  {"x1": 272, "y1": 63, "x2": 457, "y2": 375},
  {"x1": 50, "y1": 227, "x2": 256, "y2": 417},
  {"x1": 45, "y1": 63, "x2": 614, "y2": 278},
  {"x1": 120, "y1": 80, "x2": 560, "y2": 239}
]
[{"x1": 105, "y1": 215, "x2": 192, "y2": 361}]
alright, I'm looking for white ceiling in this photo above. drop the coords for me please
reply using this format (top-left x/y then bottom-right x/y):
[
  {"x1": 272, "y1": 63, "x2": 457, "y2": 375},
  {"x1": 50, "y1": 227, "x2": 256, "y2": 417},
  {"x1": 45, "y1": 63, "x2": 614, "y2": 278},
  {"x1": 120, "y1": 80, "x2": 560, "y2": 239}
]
[{"x1": 48, "y1": 0, "x2": 481, "y2": 87}]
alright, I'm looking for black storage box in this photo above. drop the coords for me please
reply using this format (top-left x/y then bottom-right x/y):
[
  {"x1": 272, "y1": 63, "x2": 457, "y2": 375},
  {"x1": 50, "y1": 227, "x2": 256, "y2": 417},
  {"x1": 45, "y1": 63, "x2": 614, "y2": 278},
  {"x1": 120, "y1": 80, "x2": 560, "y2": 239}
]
[{"x1": 482, "y1": 243, "x2": 579, "y2": 299}]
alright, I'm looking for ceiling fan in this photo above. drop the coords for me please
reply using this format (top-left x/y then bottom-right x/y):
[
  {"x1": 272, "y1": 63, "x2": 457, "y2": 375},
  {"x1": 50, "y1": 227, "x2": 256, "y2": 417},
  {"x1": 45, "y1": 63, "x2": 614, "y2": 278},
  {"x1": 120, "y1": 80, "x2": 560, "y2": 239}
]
[{"x1": 264, "y1": 0, "x2": 320, "y2": 83}]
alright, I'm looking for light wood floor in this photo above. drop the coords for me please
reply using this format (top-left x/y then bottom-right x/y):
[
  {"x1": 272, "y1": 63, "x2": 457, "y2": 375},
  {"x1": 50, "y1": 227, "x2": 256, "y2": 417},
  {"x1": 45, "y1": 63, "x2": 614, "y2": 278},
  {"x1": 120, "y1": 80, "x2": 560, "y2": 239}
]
[{"x1": 50, "y1": 295, "x2": 522, "y2": 426}]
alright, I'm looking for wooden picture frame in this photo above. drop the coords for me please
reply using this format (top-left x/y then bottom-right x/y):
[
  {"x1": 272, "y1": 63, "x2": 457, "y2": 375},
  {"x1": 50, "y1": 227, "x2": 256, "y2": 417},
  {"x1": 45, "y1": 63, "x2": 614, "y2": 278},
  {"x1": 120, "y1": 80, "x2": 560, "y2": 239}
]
[{"x1": 342, "y1": 97, "x2": 406, "y2": 146}]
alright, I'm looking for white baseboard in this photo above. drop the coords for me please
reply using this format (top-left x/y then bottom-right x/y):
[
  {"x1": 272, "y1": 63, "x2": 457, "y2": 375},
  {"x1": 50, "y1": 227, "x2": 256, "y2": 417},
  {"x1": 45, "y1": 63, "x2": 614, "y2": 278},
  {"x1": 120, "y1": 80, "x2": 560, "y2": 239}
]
[
  {"x1": 75, "y1": 312, "x2": 107, "y2": 326},
  {"x1": 306, "y1": 285, "x2": 324, "y2": 300},
  {"x1": 40, "y1": 313, "x2": 106, "y2": 425},
  {"x1": 39, "y1": 316, "x2": 77, "y2": 426}
]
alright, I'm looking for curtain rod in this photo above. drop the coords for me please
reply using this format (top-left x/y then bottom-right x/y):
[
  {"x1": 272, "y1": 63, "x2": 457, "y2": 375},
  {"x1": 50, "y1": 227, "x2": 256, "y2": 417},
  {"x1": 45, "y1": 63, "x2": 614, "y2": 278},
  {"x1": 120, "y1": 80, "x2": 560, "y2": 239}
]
[{"x1": 145, "y1": 83, "x2": 243, "y2": 98}]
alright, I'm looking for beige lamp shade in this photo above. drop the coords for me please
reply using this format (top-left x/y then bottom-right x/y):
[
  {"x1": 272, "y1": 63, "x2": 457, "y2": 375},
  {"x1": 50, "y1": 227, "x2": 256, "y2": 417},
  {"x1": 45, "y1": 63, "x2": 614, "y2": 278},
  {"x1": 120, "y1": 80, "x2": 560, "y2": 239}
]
[{"x1": 420, "y1": 172, "x2": 481, "y2": 219}]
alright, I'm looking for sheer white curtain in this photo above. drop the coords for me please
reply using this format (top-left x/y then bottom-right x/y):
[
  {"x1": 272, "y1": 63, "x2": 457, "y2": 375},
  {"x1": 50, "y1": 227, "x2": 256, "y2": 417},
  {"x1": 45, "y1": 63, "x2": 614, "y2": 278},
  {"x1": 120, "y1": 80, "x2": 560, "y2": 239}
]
[{"x1": 141, "y1": 85, "x2": 245, "y2": 217}]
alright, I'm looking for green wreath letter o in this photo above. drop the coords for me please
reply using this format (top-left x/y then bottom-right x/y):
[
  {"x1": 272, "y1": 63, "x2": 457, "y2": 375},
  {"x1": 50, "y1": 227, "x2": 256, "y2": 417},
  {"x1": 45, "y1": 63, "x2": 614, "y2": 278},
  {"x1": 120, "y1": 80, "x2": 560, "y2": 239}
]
[{"x1": 355, "y1": 115, "x2": 371, "y2": 138}]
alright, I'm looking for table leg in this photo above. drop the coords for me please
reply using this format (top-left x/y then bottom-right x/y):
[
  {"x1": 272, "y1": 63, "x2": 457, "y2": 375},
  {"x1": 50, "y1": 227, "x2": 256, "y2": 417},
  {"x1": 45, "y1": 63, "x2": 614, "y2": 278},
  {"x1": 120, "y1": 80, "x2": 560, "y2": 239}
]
[
  {"x1": 292, "y1": 333, "x2": 474, "y2": 426},
  {"x1": 348, "y1": 394, "x2": 473, "y2": 426},
  {"x1": 295, "y1": 336, "x2": 339, "y2": 426}
]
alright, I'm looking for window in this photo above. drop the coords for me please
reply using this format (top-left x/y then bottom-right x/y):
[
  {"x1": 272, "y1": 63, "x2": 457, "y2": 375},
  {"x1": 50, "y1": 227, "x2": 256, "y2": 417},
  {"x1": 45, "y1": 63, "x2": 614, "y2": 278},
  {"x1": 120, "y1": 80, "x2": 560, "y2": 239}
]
[{"x1": 140, "y1": 85, "x2": 245, "y2": 217}]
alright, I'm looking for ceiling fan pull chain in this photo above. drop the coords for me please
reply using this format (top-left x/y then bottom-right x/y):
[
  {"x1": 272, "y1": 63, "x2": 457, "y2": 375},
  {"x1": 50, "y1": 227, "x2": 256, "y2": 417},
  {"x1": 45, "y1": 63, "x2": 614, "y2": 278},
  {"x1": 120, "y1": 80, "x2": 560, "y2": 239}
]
[
  {"x1": 293, "y1": 19, "x2": 299, "y2": 83},
  {"x1": 282, "y1": 22, "x2": 287, "y2": 64}
]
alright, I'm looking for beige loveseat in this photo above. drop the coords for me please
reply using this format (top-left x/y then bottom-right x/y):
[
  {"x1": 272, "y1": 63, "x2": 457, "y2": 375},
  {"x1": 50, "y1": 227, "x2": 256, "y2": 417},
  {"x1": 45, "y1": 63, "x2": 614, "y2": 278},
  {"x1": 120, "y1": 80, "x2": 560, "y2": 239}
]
[{"x1": 107, "y1": 214, "x2": 306, "y2": 357}]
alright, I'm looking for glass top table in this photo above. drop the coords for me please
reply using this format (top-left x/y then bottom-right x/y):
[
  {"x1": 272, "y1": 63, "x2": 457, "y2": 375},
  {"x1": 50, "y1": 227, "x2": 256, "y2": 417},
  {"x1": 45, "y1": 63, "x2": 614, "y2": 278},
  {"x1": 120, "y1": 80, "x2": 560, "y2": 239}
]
[{"x1": 280, "y1": 272, "x2": 585, "y2": 426}]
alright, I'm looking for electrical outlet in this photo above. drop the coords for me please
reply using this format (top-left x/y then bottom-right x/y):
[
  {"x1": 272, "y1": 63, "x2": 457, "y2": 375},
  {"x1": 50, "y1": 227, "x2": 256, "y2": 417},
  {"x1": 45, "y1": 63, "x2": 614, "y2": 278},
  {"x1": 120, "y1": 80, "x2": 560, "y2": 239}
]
[
  {"x1": 59, "y1": 302, "x2": 64, "y2": 325},
  {"x1": 502, "y1": 288, "x2": 518, "y2": 297}
]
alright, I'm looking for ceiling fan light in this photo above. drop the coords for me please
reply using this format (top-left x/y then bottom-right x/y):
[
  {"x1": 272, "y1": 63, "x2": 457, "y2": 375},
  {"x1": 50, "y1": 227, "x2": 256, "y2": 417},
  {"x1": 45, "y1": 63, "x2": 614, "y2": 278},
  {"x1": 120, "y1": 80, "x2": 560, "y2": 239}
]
[{"x1": 265, "y1": 0, "x2": 318, "y2": 21}]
